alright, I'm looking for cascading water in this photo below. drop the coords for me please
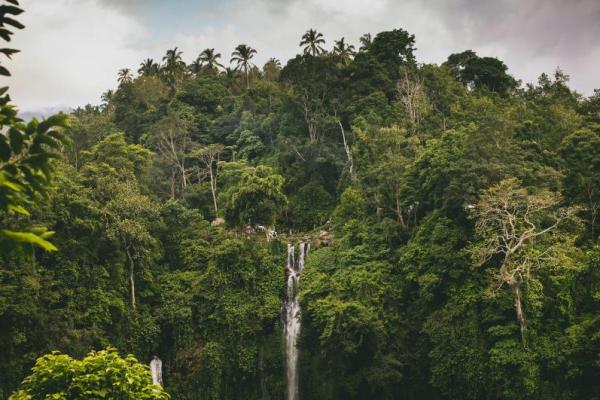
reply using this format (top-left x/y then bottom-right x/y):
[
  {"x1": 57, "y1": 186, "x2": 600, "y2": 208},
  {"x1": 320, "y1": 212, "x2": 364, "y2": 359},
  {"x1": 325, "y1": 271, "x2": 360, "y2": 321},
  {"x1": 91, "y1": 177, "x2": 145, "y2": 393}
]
[
  {"x1": 150, "y1": 355, "x2": 163, "y2": 386},
  {"x1": 284, "y1": 242, "x2": 309, "y2": 400}
]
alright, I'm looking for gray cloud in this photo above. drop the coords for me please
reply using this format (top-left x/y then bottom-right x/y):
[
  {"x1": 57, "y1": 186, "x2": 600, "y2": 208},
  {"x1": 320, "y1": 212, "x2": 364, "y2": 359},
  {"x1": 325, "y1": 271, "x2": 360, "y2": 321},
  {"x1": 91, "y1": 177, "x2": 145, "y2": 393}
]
[
  {"x1": 438, "y1": 0, "x2": 600, "y2": 54},
  {"x1": 429, "y1": 0, "x2": 600, "y2": 91},
  {"x1": 95, "y1": 0, "x2": 150, "y2": 12}
]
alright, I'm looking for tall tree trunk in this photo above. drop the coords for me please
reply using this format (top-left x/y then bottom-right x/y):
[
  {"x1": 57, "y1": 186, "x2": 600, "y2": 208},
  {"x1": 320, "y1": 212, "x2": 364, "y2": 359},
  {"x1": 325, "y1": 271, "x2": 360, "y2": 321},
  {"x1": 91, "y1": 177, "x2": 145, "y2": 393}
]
[
  {"x1": 303, "y1": 99, "x2": 318, "y2": 144},
  {"x1": 209, "y1": 166, "x2": 218, "y2": 214},
  {"x1": 126, "y1": 246, "x2": 136, "y2": 310},
  {"x1": 396, "y1": 195, "x2": 406, "y2": 229},
  {"x1": 170, "y1": 169, "x2": 176, "y2": 200},
  {"x1": 513, "y1": 279, "x2": 526, "y2": 337},
  {"x1": 245, "y1": 65, "x2": 249, "y2": 89},
  {"x1": 337, "y1": 119, "x2": 353, "y2": 177},
  {"x1": 308, "y1": 123, "x2": 317, "y2": 143},
  {"x1": 180, "y1": 164, "x2": 188, "y2": 189}
]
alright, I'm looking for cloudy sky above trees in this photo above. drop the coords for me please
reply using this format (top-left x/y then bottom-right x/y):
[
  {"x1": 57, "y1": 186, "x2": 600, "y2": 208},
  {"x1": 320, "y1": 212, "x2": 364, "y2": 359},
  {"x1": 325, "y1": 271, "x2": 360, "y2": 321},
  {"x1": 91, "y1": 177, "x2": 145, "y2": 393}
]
[{"x1": 9, "y1": 0, "x2": 600, "y2": 113}]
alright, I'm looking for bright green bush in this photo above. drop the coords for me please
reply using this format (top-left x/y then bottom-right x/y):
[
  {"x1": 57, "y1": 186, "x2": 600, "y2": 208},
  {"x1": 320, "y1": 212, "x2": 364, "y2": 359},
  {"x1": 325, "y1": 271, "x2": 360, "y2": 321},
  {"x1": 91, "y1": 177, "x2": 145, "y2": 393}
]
[{"x1": 9, "y1": 348, "x2": 169, "y2": 400}]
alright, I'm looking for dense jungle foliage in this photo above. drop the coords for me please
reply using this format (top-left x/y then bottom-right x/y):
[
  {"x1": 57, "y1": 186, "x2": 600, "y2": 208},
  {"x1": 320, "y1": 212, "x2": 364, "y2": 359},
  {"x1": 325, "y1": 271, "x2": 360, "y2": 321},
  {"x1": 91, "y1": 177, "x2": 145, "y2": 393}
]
[{"x1": 1, "y1": 1, "x2": 600, "y2": 399}]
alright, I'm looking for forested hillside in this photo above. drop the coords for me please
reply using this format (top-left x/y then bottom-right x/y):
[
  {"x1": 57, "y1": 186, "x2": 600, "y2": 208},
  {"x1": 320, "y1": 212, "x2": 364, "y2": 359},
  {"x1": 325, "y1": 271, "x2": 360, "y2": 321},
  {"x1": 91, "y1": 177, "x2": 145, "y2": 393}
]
[{"x1": 1, "y1": 2, "x2": 600, "y2": 399}]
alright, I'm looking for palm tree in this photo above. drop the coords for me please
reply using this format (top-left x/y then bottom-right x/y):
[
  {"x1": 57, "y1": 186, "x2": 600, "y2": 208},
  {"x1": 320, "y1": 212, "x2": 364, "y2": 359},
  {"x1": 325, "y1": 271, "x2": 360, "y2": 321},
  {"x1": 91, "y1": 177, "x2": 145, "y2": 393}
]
[
  {"x1": 333, "y1": 37, "x2": 355, "y2": 65},
  {"x1": 359, "y1": 33, "x2": 372, "y2": 51},
  {"x1": 198, "y1": 48, "x2": 224, "y2": 71},
  {"x1": 138, "y1": 58, "x2": 160, "y2": 76},
  {"x1": 221, "y1": 67, "x2": 239, "y2": 92},
  {"x1": 162, "y1": 47, "x2": 186, "y2": 76},
  {"x1": 138, "y1": 58, "x2": 159, "y2": 76},
  {"x1": 188, "y1": 58, "x2": 203, "y2": 76},
  {"x1": 117, "y1": 68, "x2": 133, "y2": 85},
  {"x1": 100, "y1": 89, "x2": 114, "y2": 113},
  {"x1": 162, "y1": 47, "x2": 184, "y2": 69},
  {"x1": 101, "y1": 89, "x2": 113, "y2": 103},
  {"x1": 267, "y1": 58, "x2": 281, "y2": 68},
  {"x1": 162, "y1": 47, "x2": 186, "y2": 95},
  {"x1": 263, "y1": 58, "x2": 281, "y2": 81},
  {"x1": 230, "y1": 44, "x2": 256, "y2": 89},
  {"x1": 300, "y1": 29, "x2": 326, "y2": 56}
]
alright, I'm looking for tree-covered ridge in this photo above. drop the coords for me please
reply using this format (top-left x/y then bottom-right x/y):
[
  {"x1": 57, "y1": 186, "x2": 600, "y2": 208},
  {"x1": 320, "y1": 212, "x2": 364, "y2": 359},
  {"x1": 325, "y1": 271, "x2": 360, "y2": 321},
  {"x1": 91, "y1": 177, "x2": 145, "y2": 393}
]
[{"x1": 1, "y1": 11, "x2": 600, "y2": 400}]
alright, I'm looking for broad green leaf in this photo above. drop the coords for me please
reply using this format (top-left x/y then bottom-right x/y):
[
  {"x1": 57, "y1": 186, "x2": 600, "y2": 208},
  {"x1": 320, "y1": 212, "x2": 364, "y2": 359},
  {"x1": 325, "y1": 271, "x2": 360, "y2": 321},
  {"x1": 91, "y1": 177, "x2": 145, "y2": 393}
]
[{"x1": 1, "y1": 229, "x2": 58, "y2": 251}]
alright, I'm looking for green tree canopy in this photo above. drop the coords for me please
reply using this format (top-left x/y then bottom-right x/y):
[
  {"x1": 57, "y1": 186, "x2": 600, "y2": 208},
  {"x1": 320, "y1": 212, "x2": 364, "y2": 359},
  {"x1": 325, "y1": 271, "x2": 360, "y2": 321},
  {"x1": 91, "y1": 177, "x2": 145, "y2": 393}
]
[{"x1": 219, "y1": 161, "x2": 287, "y2": 227}]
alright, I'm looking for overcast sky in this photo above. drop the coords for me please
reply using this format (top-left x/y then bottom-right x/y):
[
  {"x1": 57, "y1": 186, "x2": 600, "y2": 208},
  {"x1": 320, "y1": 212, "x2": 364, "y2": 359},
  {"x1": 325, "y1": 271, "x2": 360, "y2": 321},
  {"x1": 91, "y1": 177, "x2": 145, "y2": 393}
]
[{"x1": 6, "y1": 0, "x2": 600, "y2": 114}]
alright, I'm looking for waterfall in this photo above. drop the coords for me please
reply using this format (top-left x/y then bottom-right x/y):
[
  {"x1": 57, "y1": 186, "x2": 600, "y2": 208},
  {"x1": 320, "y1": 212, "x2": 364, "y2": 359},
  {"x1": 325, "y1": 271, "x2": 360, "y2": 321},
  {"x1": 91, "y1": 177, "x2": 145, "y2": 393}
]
[
  {"x1": 150, "y1": 356, "x2": 163, "y2": 386},
  {"x1": 284, "y1": 242, "x2": 309, "y2": 400}
]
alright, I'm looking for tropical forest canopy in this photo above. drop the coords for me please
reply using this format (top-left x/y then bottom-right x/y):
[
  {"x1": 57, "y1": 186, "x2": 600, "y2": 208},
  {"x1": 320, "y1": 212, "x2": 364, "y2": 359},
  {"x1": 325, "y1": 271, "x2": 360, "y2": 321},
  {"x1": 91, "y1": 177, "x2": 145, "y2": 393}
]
[{"x1": 1, "y1": 1, "x2": 600, "y2": 399}]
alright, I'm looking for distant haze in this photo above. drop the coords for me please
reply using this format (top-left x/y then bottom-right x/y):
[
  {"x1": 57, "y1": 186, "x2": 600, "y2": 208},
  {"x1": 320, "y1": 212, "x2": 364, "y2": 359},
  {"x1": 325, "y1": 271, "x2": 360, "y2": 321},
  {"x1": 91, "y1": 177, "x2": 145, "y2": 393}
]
[{"x1": 9, "y1": 0, "x2": 600, "y2": 115}]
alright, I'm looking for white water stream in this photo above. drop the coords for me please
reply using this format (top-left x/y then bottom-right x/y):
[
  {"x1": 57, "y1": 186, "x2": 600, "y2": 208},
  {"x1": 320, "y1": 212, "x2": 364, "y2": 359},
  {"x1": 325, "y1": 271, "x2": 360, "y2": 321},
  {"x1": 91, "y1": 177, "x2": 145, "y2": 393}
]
[
  {"x1": 284, "y1": 242, "x2": 309, "y2": 400},
  {"x1": 150, "y1": 356, "x2": 163, "y2": 386}
]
